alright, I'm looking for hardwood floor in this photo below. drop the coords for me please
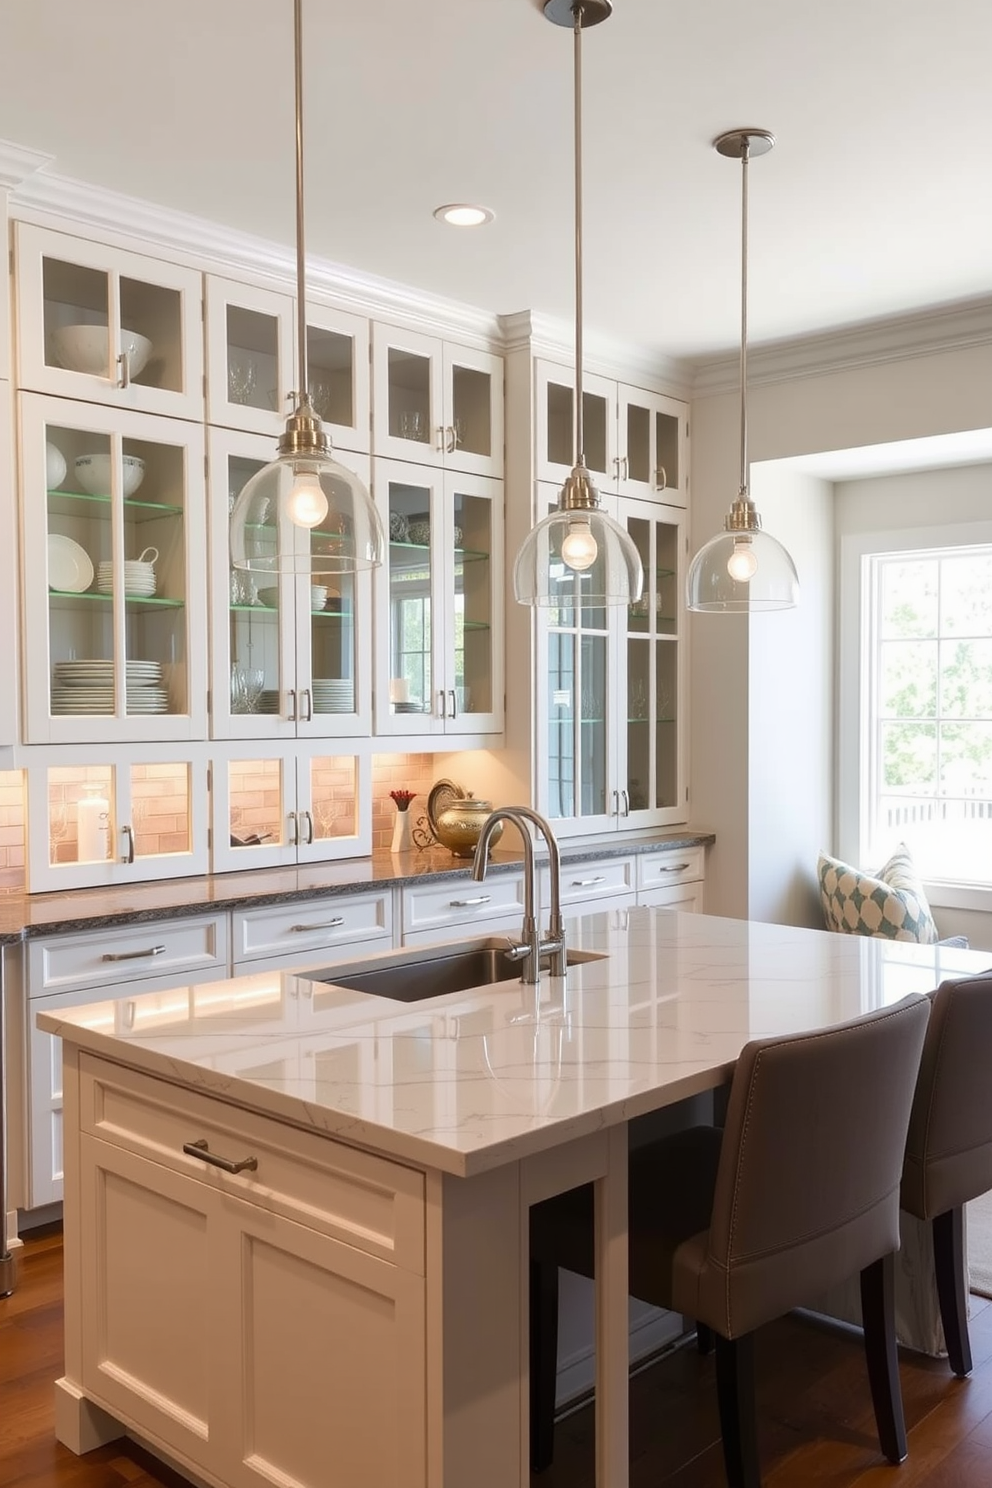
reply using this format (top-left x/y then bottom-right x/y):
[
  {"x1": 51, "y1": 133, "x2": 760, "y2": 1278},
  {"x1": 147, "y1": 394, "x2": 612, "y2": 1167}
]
[{"x1": 4, "y1": 1228, "x2": 992, "y2": 1486}]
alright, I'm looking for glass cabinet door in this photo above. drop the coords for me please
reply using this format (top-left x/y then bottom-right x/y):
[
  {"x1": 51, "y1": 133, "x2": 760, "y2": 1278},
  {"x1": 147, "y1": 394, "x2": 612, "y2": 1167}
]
[
  {"x1": 15, "y1": 223, "x2": 204, "y2": 420},
  {"x1": 21, "y1": 395, "x2": 207, "y2": 744},
  {"x1": 374, "y1": 462, "x2": 442, "y2": 733},
  {"x1": 617, "y1": 496, "x2": 687, "y2": 826},
  {"x1": 441, "y1": 472, "x2": 503, "y2": 734},
  {"x1": 442, "y1": 344, "x2": 503, "y2": 477},
  {"x1": 538, "y1": 485, "x2": 618, "y2": 832},
  {"x1": 372, "y1": 326, "x2": 444, "y2": 465},
  {"x1": 616, "y1": 385, "x2": 686, "y2": 506},
  {"x1": 535, "y1": 360, "x2": 616, "y2": 488},
  {"x1": 26, "y1": 748, "x2": 208, "y2": 890},
  {"x1": 209, "y1": 430, "x2": 371, "y2": 740},
  {"x1": 205, "y1": 276, "x2": 294, "y2": 436},
  {"x1": 305, "y1": 305, "x2": 370, "y2": 455}
]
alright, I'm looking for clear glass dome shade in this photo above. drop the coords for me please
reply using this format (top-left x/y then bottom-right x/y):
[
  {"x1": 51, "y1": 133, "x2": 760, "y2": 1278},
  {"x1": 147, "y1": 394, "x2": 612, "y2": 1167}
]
[
  {"x1": 513, "y1": 506, "x2": 644, "y2": 606},
  {"x1": 230, "y1": 449, "x2": 385, "y2": 578},
  {"x1": 685, "y1": 526, "x2": 799, "y2": 613}
]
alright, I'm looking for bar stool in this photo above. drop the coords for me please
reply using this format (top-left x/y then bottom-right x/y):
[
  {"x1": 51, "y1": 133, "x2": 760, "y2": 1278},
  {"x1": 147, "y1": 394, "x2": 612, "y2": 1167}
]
[
  {"x1": 530, "y1": 994, "x2": 931, "y2": 1485},
  {"x1": 901, "y1": 973, "x2": 992, "y2": 1377}
]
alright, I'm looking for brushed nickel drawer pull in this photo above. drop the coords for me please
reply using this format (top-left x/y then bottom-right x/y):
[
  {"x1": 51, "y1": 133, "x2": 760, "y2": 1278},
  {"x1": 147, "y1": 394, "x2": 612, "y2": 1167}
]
[
  {"x1": 571, "y1": 876, "x2": 606, "y2": 886},
  {"x1": 656, "y1": 861, "x2": 691, "y2": 873},
  {"x1": 449, "y1": 895, "x2": 491, "y2": 907},
  {"x1": 291, "y1": 917, "x2": 345, "y2": 931},
  {"x1": 183, "y1": 1138, "x2": 258, "y2": 1175},
  {"x1": 102, "y1": 944, "x2": 166, "y2": 962}
]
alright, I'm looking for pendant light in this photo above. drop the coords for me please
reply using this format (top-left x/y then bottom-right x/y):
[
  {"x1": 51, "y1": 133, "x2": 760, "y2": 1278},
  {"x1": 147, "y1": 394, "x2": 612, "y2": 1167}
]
[
  {"x1": 685, "y1": 129, "x2": 798, "y2": 613},
  {"x1": 513, "y1": 0, "x2": 643, "y2": 607},
  {"x1": 231, "y1": 0, "x2": 384, "y2": 578}
]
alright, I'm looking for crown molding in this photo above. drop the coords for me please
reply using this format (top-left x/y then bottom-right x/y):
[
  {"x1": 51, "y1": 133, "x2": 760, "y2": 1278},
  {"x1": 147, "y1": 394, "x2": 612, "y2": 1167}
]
[
  {"x1": 499, "y1": 309, "x2": 692, "y2": 398},
  {"x1": 691, "y1": 296, "x2": 992, "y2": 397},
  {"x1": 9, "y1": 162, "x2": 503, "y2": 348},
  {"x1": 0, "y1": 139, "x2": 53, "y2": 193}
]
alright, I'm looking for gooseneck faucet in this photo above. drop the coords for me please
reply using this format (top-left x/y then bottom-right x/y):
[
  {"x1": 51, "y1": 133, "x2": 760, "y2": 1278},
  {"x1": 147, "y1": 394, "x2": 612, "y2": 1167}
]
[{"x1": 472, "y1": 807, "x2": 566, "y2": 985}]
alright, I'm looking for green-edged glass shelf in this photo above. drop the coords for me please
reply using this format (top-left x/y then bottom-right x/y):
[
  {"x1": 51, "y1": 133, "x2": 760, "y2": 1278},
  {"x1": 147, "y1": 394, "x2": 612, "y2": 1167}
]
[
  {"x1": 48, "y1": 490, "x2": 183, "y2": 519},
  {"x1": 48, "y1": 590, "x2": 184, "y2": 610}
]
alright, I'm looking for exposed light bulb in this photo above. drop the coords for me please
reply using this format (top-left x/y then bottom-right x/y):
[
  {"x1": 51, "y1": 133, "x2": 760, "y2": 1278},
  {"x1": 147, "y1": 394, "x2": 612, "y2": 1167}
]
[
  {"x1": 561, "y1": 517, "x2": 598, "y2": 572},
  {"x1": 727, "y1": 536, "x2": 758, "y2": 583},
  {"x1": 286, "y1": 464, "x2": 328, "y2": 529}
]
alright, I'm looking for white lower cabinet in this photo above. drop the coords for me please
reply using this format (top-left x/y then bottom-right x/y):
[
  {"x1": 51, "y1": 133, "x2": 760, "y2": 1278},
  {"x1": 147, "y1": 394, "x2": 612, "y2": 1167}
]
[
  {"x1": 400, "y1": 871, "x2": 525, "y2": 945},
  {"x1": 25, "y1": 913, "x2": 229, "y2": 1208},
  {"x1": 636, "y1": 844, "x2": 705, "y2": 911},
  {"x1": 74, "y1": 1055, "x2": 427, "y2": 1488},
  {"x1": 230, "y1": 889, "x2": 394, "y2": 975}
]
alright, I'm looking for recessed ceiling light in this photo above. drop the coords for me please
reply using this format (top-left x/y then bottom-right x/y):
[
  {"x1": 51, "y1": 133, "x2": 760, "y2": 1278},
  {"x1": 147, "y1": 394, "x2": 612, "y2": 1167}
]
[{"x1": 433, "y1": 203, "x2": 495, "y2": 228}]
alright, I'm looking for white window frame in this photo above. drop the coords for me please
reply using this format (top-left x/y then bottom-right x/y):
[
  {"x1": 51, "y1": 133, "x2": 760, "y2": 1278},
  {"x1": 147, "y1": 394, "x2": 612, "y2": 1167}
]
[{"x1": 839, "y1": 519, "x2": 992, "y2": 907}]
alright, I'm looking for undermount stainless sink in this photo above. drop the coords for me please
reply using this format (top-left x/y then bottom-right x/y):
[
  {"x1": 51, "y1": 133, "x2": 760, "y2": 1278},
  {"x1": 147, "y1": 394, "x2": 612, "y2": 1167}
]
[{"x1": 315, "y1": 942, "x2": 606, "y2": 1004}]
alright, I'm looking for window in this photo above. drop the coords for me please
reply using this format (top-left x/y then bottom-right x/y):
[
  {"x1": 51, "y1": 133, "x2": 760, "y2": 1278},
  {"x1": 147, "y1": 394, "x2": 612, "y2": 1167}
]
[{"x1": 861, "y1": 543, "x2": 992, "y2": 883}]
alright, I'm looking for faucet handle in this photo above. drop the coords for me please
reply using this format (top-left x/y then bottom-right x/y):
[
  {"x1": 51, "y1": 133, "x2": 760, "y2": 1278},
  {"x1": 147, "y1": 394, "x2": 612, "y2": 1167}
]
[{"x1": 503, "y1": 939, "x2": 532, "y2": 964}]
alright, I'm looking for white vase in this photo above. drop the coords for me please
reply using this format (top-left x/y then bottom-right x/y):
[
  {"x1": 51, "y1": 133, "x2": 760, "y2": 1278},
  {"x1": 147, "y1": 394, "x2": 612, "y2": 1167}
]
[{"x1": 390, "y1": 809, "x2": 412, "y2": 853}]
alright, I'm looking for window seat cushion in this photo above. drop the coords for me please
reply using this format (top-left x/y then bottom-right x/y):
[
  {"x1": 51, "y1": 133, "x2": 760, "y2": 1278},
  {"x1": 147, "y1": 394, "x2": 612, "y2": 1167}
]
[{"x1": 818, "y1": 843, "x2": 939, "y2": 944}]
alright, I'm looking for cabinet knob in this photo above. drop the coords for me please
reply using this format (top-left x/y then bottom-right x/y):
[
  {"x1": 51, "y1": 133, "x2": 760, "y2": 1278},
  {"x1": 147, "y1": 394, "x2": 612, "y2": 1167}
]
[{"x1": 102, "y1": 944, "x2": 165, "y2": 963}]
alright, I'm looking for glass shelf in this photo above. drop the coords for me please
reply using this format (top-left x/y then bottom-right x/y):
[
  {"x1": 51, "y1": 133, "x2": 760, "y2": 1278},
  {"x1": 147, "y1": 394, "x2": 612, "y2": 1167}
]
[
  {"x1": 47, "y1": 489, "x2": 184, "y2": 519},
  {"x1": 49, "y1": 591, "x2": 185, "y2": 611}
]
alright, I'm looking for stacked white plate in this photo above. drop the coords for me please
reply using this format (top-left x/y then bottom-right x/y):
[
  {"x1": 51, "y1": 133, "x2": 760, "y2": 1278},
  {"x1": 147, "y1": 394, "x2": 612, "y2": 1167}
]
[
  {"x1": 96, "y1": 560, "x2": 157, "y2": 597},
  {"x1": 312, "y1": 678, "x2": 354, "y2": 714},
  {"x1": 257, "y1": 690, "x2": 282, "y2": 714},
  {"x1": 51, "y1": 659, "x2": 168, "y2": 715}
]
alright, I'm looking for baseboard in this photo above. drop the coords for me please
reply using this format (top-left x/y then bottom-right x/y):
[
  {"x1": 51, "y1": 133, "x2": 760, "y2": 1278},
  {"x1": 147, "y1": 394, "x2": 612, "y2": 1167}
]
[{"x1": 555, "y1": 1307, "x2": 685, "y2": 1410}]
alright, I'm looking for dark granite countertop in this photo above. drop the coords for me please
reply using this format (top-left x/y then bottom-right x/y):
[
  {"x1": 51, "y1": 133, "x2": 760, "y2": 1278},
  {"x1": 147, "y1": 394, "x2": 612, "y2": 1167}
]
[{"x1": 0, "y1": 829, "x2": 714, "y2": 944}]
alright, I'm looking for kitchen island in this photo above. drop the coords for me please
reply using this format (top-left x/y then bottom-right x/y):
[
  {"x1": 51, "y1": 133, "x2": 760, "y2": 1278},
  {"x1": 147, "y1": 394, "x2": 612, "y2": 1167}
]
[{"x1": 38, "y1": 908, "x2": 990, "y2": 1488}]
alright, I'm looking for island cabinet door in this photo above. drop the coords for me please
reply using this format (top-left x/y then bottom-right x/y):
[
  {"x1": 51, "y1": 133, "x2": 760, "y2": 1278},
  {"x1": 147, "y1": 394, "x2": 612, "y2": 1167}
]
[
  {"x1": 78, "y1": 1135, "x2": 226, "y2": 1477},
  {"x1": 213, "y1": 1199, "x2": 427, "y2": 1488},
  {"x1": 78, "y1": 1135, "x2": 428, "y2": 1488}
]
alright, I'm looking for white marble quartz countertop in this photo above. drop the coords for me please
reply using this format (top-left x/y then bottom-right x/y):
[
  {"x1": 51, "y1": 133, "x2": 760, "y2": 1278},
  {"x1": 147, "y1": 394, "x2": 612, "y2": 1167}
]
[{"x1": 38, "y1": 908, "x2": 991, "y2": 1178}]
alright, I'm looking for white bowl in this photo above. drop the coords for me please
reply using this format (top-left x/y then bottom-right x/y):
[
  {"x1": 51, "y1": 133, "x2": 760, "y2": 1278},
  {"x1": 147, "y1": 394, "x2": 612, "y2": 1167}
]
[
  {"x1": 45, "y1": 441, "x2": 67, "y2": 489},
  {"x1": 258, "y1": 586, "x2": 280, "y2": 609},
  {"x1": 310, "y1": 585, "x2": 327, "y2": 610},
  {"x1": 75, "y1": 453, "x2": 146, "y2": 499},
  {"x1": 52, "y1": 324, "x2": 153, "y2": 379}
]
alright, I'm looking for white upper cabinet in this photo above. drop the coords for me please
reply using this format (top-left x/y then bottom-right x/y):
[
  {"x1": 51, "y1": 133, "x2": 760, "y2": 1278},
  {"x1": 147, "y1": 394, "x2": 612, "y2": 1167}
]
[
  {"x1": 372, "y1": 326, "x2": 503, "y2": 477},
  {"x1": 205, "y1": 277, "x2": 295, "y2": 437},
  {"x1": 14, "y1": 224, "x2": 204, "y2": 421},
  {"x1": 205, "y1": 277, "x2": 370, "y2": 454},
  {"x1": 535, "y1": 485, "x2": 688, "y2": 834},
  {"x1": 373, "y1": 459, "x2": 503, "y2": 738},
  {"x1": 210, "y1": 743, "x2": 372, "y2": 872},
  {"x1": 20, "y1": 393, "x2": 208, "y2": 745},
  {"x1": 536, "y1": 359, "x2": 687, "y2": 506},
  {"x1": 208, "y1": 427, "x2": 372, "y2": 740}
]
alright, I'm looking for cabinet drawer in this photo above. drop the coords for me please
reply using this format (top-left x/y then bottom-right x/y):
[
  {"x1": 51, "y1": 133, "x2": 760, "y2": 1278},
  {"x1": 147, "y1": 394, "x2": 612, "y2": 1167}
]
[
  {"x1": 550, "y1": 856, "x2": 636, "y2": 909},
  {"x1": 79, "y1": 1053, "x2": 425, "y2": 1273},
  {"x1": 401, "y1": 872, "x2": 525, "y2": 937},
  {"x1": 636, "y1": 845, "x2": 705, "y2": 893},
  {"x1": 232, "y1": 891, "x2": 393, "y2": 965},
  {"x1": 638, "y1": 881, "x2": 704, "y2": 914},
  {"x1": 27, "y1": 914, "x2": 228, "y2": 997}
]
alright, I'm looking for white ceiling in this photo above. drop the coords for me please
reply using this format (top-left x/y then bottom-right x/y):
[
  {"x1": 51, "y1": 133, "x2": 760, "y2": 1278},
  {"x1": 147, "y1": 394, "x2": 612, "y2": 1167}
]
[{"x1": 3, "y1": 0, "x2": 991, "y2": 367}]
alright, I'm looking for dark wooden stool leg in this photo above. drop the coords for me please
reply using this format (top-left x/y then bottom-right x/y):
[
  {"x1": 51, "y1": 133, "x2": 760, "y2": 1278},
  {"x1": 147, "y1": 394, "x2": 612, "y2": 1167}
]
[
  {"x1": 529, "y1": 1259, "x2": 559, "y2": 1473},
  {"x1": 860, "y1": 1252, "x2": 907, "y2": 1464},
  {"x1": 714, "y1": 1331, "x2": 760, "y2": 1488},
  {"x1": 933, "y1": 1206, "x2": 972, "y2": 1377},
  {"x1": 696, "y1": 1321, "x2": 714, "y2": 1355}
]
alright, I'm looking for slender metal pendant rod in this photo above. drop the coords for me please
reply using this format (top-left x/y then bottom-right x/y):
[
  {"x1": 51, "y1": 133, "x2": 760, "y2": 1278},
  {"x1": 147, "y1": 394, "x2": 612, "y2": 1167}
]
[
  {"x1": 739, "y1": 135, "x2": 750, "y2": 498},
  {"x1": 573, "y1": 2, "x2": 584, "y2": 465},
  {"x1": 293, "y1": 0, "x2": 310, "y2": 402}
]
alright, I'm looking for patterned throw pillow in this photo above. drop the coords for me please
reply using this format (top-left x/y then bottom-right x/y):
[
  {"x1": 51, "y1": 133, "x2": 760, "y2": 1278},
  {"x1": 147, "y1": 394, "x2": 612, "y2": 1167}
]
[{"x1": 817, "y1": 843, "x2": 939, "y2": 944}]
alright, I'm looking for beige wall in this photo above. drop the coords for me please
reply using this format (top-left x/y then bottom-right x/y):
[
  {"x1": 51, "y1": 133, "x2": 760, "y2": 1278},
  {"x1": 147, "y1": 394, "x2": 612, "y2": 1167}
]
[{"x1": 689, "y1": 338, "x2": 992, "y2": 923}]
